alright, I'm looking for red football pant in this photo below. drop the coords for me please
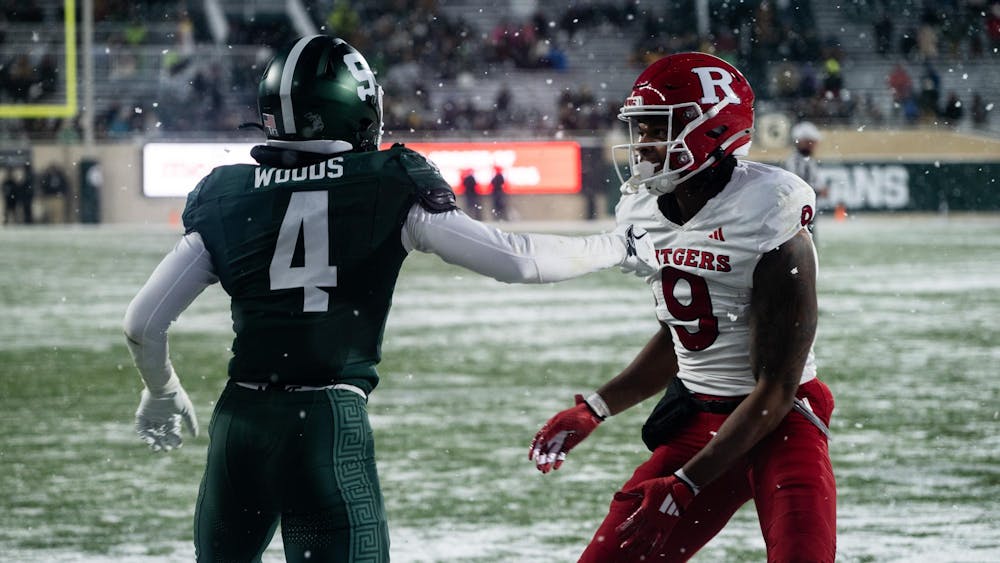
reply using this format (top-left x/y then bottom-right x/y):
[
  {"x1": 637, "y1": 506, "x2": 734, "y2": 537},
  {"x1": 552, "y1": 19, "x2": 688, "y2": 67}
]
[{"x1": 578, "y1": 378, "x2": 836, "y2": 563}]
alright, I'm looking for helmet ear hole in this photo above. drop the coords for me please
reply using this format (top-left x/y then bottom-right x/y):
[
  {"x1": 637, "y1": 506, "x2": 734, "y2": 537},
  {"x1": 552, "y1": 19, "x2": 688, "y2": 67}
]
[{"x1": 706, "y1": 125, "x2": 728, "y2": 139}]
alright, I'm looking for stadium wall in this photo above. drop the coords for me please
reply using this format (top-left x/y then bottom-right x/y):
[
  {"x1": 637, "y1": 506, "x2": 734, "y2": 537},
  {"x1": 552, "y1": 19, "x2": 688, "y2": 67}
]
[{"x1": 25, "y1": 129, "x2": 1000, "y2": 224}]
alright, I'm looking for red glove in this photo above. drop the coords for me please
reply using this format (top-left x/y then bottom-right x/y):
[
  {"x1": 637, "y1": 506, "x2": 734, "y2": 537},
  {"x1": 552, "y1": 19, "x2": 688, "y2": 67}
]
[
  {"x1": 614, "y1": 475, "x2": 696, "y2": 557},
  {"x1": 529, "y1": 394, "x2": 602, "y2": 473}
]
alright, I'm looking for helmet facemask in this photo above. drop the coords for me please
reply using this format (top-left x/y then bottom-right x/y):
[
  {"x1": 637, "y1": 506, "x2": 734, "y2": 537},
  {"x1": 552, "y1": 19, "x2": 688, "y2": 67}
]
[{"x1": 614, "y1": 98, "x2": 740, "y2": 196}]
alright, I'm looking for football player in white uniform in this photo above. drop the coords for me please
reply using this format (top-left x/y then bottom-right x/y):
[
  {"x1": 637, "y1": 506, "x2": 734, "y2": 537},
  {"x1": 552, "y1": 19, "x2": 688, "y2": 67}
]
[{"x1": 529, "y1": 52, "x2": 836, "y2": 562}]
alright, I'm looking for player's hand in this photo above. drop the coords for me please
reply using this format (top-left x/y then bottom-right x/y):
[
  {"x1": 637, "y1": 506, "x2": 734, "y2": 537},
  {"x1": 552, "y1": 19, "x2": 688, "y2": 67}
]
[
  {"x1": 614, "y1": 475, "x2": 696, "y2": 557},
  {"x1": 529, "y1": 394, "x2": 602, "y2": 473},
  {"x1": 135, "y1": 380, "x2": 199, "y2": 452},
  {"x1": 616, "y1": 224, "x2": 658, "y2": 277}
]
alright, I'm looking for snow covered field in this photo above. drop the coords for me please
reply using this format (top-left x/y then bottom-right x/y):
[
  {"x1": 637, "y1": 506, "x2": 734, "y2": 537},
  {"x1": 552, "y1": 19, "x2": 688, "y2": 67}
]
[{"x1": 1, "y1": 214, "x2": 997, "y2": 562}]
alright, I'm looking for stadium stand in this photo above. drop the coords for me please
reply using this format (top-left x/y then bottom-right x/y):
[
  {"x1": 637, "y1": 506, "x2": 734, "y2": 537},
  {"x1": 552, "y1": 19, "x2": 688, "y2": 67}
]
[{"x1": 0, "y1": 0, "x2": 997, "y2": 142}]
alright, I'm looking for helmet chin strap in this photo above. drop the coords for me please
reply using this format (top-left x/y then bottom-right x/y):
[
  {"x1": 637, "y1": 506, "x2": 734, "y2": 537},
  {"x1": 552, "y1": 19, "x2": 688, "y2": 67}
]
[
  {"x1": 645, "y1": 174, "x2": 677, "y2": 195},
  {"x1": 624, "y1": 160, "x2": 676, "y2": 195}
]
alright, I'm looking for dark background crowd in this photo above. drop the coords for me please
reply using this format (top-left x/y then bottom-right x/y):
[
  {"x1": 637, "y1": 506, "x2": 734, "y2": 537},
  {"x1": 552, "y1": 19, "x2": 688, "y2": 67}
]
[{"x1": 0, "y1": 1, "x2": 996, "y2": 142}]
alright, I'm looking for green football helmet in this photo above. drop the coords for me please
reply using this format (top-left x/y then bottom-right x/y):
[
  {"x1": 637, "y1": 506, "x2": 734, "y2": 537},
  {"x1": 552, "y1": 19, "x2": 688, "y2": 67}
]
[{"x1": 257, "y1": 35, "x2": 383, "y2": 152}]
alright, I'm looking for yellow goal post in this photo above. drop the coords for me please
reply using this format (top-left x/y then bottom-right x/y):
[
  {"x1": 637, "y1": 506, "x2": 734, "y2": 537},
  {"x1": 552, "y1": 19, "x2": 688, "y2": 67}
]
[{"x1": 0, "y1": 0, "x2": 77, "y2": 119}]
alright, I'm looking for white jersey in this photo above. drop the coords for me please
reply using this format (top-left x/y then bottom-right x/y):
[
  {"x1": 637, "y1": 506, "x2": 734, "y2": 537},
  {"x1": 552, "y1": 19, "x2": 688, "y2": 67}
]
[{"x1": 616, "y1": 160, "x2": 818, "y2": 396}]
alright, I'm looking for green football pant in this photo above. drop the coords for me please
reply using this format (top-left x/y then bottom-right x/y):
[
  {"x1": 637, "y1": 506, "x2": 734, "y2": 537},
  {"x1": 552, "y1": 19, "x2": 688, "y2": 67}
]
[{"x1": 194, "y1": 382, "x2": 389, "y2": 562}]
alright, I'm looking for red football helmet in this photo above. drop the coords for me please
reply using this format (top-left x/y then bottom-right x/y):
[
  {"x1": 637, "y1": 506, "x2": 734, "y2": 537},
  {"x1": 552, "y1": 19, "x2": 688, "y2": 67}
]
[{"x1": 613, "y1": 52, "x2": 755, "y2": 195}]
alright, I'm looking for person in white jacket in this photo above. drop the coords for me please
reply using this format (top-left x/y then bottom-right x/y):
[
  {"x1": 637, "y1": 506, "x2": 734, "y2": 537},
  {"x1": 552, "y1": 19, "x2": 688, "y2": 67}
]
[{"x1": 784, "y1": 120, "x2": 829, "y2": 240}]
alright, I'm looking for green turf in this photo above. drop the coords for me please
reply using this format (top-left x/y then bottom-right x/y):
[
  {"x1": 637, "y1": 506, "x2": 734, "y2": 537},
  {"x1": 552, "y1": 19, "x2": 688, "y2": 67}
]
[{"x1": 1, "y1": 215, "x2": 998, "y2": 561}]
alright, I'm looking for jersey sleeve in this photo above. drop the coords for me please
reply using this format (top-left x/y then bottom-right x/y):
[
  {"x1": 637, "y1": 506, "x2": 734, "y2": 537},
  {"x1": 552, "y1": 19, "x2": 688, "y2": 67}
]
[
  {"x1": 124, "y1": 232, "x2": 219, "y2": 393},
  {"x1": 756, "y1": 177, "x2": 816, "y2": 253},
  {"x1": 401, "y1": 204, "x2": 627, "y2": 283}
]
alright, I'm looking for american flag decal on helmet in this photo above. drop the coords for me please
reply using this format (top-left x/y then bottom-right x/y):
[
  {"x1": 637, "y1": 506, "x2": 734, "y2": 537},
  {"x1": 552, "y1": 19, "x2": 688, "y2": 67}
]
[
  {"x1": 262, "y1": 113, "x2": 278, "y2": 136},
  {"x1": 624, "y1": 95, "x2": 644, "y2": 107}
]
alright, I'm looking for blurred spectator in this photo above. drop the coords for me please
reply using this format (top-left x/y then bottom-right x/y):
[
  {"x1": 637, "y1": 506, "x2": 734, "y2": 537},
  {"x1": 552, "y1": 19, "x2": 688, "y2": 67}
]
[
  {"x1": 6, "y1": 55, "x2": 36, "y2": 101},
  {"x1": 858, "y1": 93, "x2": 885, "y2": 127},
  {"x1": 773, "y1": 61, "x2": 801, "y2": 100},
  {"x1": 902, "y1": 96, "x2": 921, "y2": 125},
  {"x1": 489, "y1": 166, "x2": 508, "y2": 221},
  {"x1": 752, "y1": 1, "x2": 782, "y2": 59},
  {"x1": 888, "y1": 63, "x2": 913, "y2": 105},
  {"x1": 821, "y1": 56, "x2": 843, "y2": 98},
  {"x1": 899, "y1": 27, "x2": 919, "y2": 60},
  {"x1": 107, "y1": 12, "x2": 146, "y2": 79},
  {"x1": 2, "y1": 166, "x2": 33, "y2": 224},
  {"x1": 39, "y1": 163, "x2": 70, "y2": 223},
  {"x1": 36, "y1": 54, "x2": 59, "y2": 99},
  {"x1": 327, "y1": 0, "x2": 361, "y2": 45},
  {"x1": 874, "y1": 12, "x2": 894, "y2": 57},
  {"x1": 711, "y1": 28, "x2": 740, "y2": 64},
  {"x1": 1, "y1": 168, "x2": 14, "y2": 224},
  {"x1": 918, "y1": 62, "x2": 941, "y2": 122},
  {"x1": 940, "y1": 7, "x2": 970, "y2": 57},
  {"x1": 794, "y1": 61, "x2": 818, "y2": 100},
  {"x1": 987, "y1": 2, "x2": 1000, "y2": 51},
  {"x1": 887, "y1": 62, "x2": 916, "y2": 124},
  {"x1": 917, "y1": 9, "x2": 940, "y2": 60},
  {"x1": 105, "y1": 104, "x2": 135, "y2": 138},
  {"x1": 461, "y1": 169, "x2": 481, "y2": 220},
  {"x1": 971, "y1": 92, "x2": 991, "y2": 128},
  {"x1": 558, "y1": 86, "x2": 618, "y2": 133},
  {"x1": 941, "y1": 92, "x2": 964, "y2": 126}
]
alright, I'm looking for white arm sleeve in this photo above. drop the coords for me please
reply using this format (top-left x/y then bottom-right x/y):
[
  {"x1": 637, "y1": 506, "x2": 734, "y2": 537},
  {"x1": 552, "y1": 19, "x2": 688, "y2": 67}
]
[
  {"x1": 401, "y1": 204, "x2": 627, "y2": 283},
  {"x1": 123, "y1": 232, "x2": 219, "y2": 394}
]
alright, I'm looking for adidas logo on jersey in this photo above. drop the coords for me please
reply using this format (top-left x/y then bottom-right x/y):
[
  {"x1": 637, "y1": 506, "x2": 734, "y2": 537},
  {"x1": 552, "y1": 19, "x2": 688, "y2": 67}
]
[{"x1": 708, "y1": 227, "x2": 725, "y2": 241}]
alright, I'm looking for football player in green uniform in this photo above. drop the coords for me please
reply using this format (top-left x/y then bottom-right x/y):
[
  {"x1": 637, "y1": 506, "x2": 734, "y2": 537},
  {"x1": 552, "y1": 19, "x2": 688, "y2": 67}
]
[{"x1": 123, "y1": 35, "x2": 656, "y2": 563}]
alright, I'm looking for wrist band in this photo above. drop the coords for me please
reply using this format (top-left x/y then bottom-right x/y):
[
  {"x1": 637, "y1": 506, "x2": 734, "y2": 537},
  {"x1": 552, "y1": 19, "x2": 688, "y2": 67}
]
[
  {"x1": 674, "y1": 468, "x2": 701, "y2": 495},
  {"x1": 584, "y1": 393, "x2": 612, "y2": 420}
]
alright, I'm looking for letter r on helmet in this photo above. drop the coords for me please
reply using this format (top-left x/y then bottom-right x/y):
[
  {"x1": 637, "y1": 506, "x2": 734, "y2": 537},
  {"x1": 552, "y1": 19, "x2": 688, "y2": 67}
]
[{"x1": 691, "y1": 67, "x2": 741, "y2": 105}]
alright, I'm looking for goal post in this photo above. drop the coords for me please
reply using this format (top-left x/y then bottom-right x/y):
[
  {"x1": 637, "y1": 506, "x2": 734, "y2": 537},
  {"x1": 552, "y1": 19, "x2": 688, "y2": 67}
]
[{"x1": 0, "y1": 0, "x2": 77, "y2": 119}]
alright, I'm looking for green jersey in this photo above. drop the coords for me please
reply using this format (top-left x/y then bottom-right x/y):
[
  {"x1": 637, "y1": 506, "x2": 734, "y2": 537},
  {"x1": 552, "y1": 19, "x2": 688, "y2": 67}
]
[{"x1": 182, "y1": 145, "x2": 453, "y2": 393}]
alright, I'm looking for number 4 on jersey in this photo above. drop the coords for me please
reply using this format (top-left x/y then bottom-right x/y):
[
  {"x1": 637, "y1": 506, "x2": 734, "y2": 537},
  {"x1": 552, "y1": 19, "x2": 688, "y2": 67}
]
[{"x1": 269, "y1": 191, "x2": 338, "y2": 312}]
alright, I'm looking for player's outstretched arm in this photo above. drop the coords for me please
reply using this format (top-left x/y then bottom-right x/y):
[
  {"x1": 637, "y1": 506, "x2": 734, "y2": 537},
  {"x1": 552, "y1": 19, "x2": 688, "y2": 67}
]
[
  {"x1": 124, "y1": 232, "x2": 217, "y2": 451},
  {"x1": 401, "y1": 205, "x2": 658, "y2": 283}
]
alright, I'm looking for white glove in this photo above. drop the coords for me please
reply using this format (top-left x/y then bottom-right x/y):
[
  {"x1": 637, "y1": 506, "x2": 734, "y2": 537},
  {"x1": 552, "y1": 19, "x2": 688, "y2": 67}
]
[
  {"x1": 135, "y1": 378, "x2": 199, "y2": 452},
  {"x1": 616, "y1": 224, "x2": 659, "y2": 277}
]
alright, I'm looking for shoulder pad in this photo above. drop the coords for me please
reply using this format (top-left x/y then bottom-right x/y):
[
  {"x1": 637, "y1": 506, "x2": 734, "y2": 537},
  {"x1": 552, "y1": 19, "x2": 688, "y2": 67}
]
[
  {"x1": 395, "y1": 147, "x2": 457, "y2": 214},
  {"x1": 181, "y1": 174, "x2": 212, "y2": 234}
]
